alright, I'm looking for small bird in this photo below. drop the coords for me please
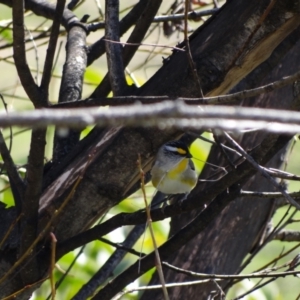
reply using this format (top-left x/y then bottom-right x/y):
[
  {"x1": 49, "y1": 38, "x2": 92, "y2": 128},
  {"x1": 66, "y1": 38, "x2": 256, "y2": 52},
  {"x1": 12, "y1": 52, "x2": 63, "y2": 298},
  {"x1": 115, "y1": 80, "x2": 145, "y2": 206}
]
[{"x1": 151, "y1": 140, "x2": 197, "y2": 202}]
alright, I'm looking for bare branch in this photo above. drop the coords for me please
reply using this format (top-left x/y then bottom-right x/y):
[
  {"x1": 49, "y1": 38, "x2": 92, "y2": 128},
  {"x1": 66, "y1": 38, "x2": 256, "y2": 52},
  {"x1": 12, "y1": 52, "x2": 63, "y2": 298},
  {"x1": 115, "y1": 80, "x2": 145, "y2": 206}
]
[
  {"x1": 19, "y1": 129, "x2": 47, "y2": 284},
  {"x1": 1, "y1": 103, "x2": 300, "y2": 134},
  {"x1": 12, "y1": 0, "x2": 43, "y2": 107},
  {"x1": 153, "y1": 8, "x2": 218, "y2": 23},
  {"x1": 223, "y1": 132, "x2": 300, "y2": 209},
  {"x1": 53, "y1": 9, "x2": 88, "y2": 163},
  {"x1": 54, "y1": 68, "x2": 300, "y2": 108},
  {"x1": 274, "y1": 230, "x2": 300, "y2": 242},
  {"x1": 0, "y1": 130, "x2": 24, "y2": 212},
  {"x1": 263, "y1": 167, "x2": 300, "y2": 181},
  {"x1": 162, "y1": 262, "x2": 300, "y2": 280},
  {"x1": 104, "y1": 0, "x2": 127, "y2": 96},
  {"x1": 40, "y1": 0, "x2": 66, "y2": 92},
  {"x1": 73, "y1": 224, "x2": 146, "y2": 299},
  {"x1": 241, "y1": 190, "x2": 300, "y2": 198}
]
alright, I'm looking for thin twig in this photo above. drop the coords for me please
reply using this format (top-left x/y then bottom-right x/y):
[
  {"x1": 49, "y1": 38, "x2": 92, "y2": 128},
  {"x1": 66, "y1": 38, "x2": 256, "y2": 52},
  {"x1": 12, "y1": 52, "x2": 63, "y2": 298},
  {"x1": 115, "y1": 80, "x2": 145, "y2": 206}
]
[
  {"x1": 2, "y1": 277, "x2": 48, "y2": 300},
  {"x1": 50, "y1": 232, "x2": 57, "y2": 300},
  {"x1": 54, "y1": 68, "x2": 300, "y2": 108},
  {"x1": 138, "y1": 154, "x2": 169, "y2": 300},
  {"x1": 103, "y1": 39, "x2": 185, "y2": 52},
  {"x1": 162, "y1": 261, "x2": 300, "y2": 279},
  {"x1": 223, "y1": 132, "x2": 300, "y2": 209},
  {"x1": 112, "y1": 278, "x2": 218, "y2": 300},
  {"x1": 153, "y1": 8, "x2": 218, "y2": 23},
  {"x1": 263, "y1": 167, "x2": 300, "y2": 181},
  {"x1": 240, "y1": 190, "x2": 300, "y2": 198},
  {"x1": 0, "y1": 213, "x2": 22, "y2": 250}
]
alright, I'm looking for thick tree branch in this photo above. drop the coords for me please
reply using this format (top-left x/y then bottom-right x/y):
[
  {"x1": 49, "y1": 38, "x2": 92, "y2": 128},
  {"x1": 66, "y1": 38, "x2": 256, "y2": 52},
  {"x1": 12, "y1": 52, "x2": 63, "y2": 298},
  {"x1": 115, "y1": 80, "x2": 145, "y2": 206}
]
[
  {"x1": 0, "y1": 104, "x2": 300, "y2": 132},
  {"x1": 52, "y1": 10, "x2": 88, "y2": 163},
  {"x1": 19, "y1": 129, "x2": 47, "y2": 284},
  {"x1": 104, "y1": 0, "x2": 127, "y2": 96}
]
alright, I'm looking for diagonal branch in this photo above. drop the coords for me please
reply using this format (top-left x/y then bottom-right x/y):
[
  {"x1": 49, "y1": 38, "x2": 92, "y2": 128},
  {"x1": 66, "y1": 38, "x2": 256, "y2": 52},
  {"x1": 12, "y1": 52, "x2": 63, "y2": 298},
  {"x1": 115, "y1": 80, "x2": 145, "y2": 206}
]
[
  {"x1": 0, "y1": 130, "x2": 25, "y2": 212},
  {"x1": 223, "y1": 131, "x2": 300, "y2": 209},
  {"x1": 72, "y1": 224, "x2": 146, "y2": 299}
]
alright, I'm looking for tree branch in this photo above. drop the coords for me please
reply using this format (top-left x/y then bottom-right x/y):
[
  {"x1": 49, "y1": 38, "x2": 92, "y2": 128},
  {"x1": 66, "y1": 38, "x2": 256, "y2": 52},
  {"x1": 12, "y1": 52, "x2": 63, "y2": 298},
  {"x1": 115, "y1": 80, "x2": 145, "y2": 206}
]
[
  {"x1": 223, "y1": 132, "x2": 300, "y2": 209},
  {"x1": 104, "y1": 0, "x2": 127, "y2": 96},
  {"x1": 40, "y1": 0, "x2": 67, "y2": 92},
  {"x1": 274, "y1": 229, "x2": 300, "y2": 242},
  {"x1": 19, "y1": 129, "x2": 47, "y2": 284},
  {"x1": 0, "y1": 103, "x2": 300, "y2": 133},
  {"x1": 0, "y1": 131, "x2": 24, "y2": 212},
  {"x1": 52, "y1": 10, "x2": 88, "y2": 163},
  {"x1": 73, "y1": 224, "x2": 146, "y2": 299},
  {"x1": 54, "y1": 68, "x2": 300, "y2": 108},
  {"x1": 152, "y1": 8, "x2": 218, "y2": 23},
  {"x1": 12, "y1": 0, "x2": 43, "y2": 107}
]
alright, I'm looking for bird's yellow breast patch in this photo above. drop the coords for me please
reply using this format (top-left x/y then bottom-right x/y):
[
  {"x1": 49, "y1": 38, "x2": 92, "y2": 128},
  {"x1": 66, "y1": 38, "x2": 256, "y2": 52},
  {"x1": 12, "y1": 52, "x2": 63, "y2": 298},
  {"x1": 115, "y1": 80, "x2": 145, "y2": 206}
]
[{"x1": 168, "y1": 158, "x2": 188, "y2": 179}]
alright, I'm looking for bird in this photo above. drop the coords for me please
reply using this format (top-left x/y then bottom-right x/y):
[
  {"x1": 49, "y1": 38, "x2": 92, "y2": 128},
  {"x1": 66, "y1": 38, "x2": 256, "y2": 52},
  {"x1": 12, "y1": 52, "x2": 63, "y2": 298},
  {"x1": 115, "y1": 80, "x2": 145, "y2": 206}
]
[{"x1": 150, "y1": 140, "x2": 198, "y2": 206}]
